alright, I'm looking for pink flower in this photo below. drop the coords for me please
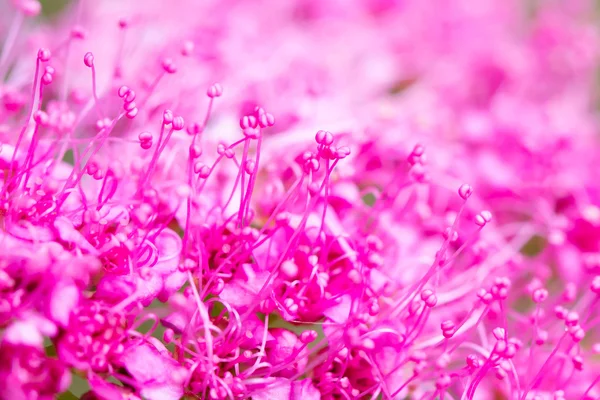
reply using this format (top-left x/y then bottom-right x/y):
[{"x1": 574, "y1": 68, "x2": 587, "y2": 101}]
[
  {"x1": 0, "y1": 342, "x2": 70, "y2": 400},
  {"x1": 1, "y1": 0, "x2": 600, "y2": 399},
  {"x1": 119, "y1": 341, "x2": 186, "y2": 400}
]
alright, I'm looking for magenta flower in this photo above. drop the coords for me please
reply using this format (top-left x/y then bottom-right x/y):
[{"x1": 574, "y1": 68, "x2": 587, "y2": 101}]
[{"x1": 2, "y1": 0, "x2": 600, "y2": 399}]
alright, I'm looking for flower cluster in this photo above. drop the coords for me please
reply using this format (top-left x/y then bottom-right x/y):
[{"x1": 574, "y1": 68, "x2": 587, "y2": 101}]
[{"x1": 1, "y1": 0, "x2": 600, "y2": 399}]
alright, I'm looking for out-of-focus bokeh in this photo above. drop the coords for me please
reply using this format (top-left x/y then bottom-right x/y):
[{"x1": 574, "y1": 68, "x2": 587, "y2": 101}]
[{"x1": 3, "y1": 0, "x2": 600, "y2": 399}]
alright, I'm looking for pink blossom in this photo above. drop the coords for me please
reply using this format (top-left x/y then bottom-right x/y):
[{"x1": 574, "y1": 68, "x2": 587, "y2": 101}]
[{"x1": 1, "y1": 0, "x2": 600, "y2": 399}]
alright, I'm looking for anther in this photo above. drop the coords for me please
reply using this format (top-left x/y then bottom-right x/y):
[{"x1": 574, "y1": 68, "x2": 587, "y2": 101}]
[
  {"x1": 207, "y1": 83, "x2": 223, "y2": 98},
  {"x1": 84, "y1": 52, "x2": 94, "y2": 68},
  {"x1": 458, "y1": 183, "x2": 473, "y2": 200},
  {"x1": 37, "y1": 48, "x2": 51, "y2": 62}
]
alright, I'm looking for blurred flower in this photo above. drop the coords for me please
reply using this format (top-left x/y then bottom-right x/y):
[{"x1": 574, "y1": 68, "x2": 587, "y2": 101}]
[{"x1": 1, "y1": 0, "x2": 600, "y2": 399}]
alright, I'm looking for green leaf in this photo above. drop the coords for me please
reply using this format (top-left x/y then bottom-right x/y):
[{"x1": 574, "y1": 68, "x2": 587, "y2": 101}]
[
  {"x1": 44, "y1": 343, "x2": 57, "y2": 357},
  {"x1": 520, "y1": 235, "x2": 546, "y2": 258},
  {"x1": 57, "y1": 391, "x2": 79, "y2": 400},
  {"x1": 62, "y1": 149, "x2": 74, "y2": 165},
  {"x1": 362, "y1": 192, "x2": 376, "y2": 207},
  {"x1": 68, "y1": 373, "x2": 91, "y2": 397},
  {"x1": 39, "y1": 0, "x2": 72, "y2": 18}
]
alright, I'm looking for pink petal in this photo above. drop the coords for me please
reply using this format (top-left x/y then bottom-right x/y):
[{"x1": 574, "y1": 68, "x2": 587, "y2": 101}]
[
  {"x1": 3, "y1": 320, "x2": 44, "y2": 348},
  {"x1": 152, "y1": 229, "x2": 182, "y2": 275},
  {"x1": 48, "y1": 281, "x2": 79, "y2": 327},
  {"x1": 252, "y1": 379, "x2": 291, "y2": 400},
  {"x1": 291, "y1": 379, "x2": 320, "y2": 400},
  {"x1": 54, "y1": 216, "x2": 98, "y2": 254},
  {"x1": 323, "y1": 294, "x2": 352, "y2": 324},
  {"x1": 121, "y1": 343, "x2": 185, "y2": 400}
]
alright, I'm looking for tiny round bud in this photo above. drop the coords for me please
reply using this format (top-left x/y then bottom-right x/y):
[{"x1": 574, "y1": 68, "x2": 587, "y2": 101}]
[
  {"x1": 41, "y1": 72, "x2": 53, "y2": 85},
  {"x1": 441, "y1": 320, "x2": 456, "y2": 338},
  {"x1": 86, "y1": 163, "x2": 98, "y2": 175},
  {"x1": 555, "y1": 305, "x2": 567, "y2": 319},
  {"x1": 420, "y1": 289, "x2": 437, "y2": 307},
  {"x1": 195, "y1": 164, "x2": 210, "y2": 178},
  {"x1": 566, "y1": 311, "x2": 579, "y2": 326},
  {"x1": 17, "y1": 0, "x2": 41, "y2": 16},
  {"x1": 124, "y1": 101, "x2": 137, "y2": 112},
  {"x1": 258, "y1": 298, "x2": 275, "y2": 314},
  {"x1": 335, "y1": 146, "x2": 351, "y2": 159},
  {"x1": 33, "y1": 110, "x2": 48, "y2": 125},
  {"x1": 181, "y1": 40, "x2": 194, "y2": 56},
  {"x1": 84, "y1": 52, "x2": 94, "y2": 68},
  {"x1": 441, "y1": 320, "x2": 455, "y2": 331},
  {"x1": 368, "y1": 301, "x2": 380, "y2": 316},
  {"x1": 475, "y1": 214, "x2": 487, "y2": 227},
  {"x1": 492, "y1": 327, "x2": 506, "y2": 340},
  {"x1": 240, "y1": 115, "x2": 257, "y2": 130},
  {"x1": 535, "y1": 330, "x2": 548, "y2": 345},
  {"x1": 316, "y1": 130, "x2": 334, "y2": 145},
  {"x1": 442, "y1": 328, "x2": 456, "y2": 339},
  {"x1": 118, "y1": 85, "x2": 129, "y2": 98},
  {"x1": 37, "y1": 48, "x2": 51, "y2": 62},
  {"x1": 425, "y1": 295, "x2": 437, "y2": 308},
  {"x1": 532, "y1": 288, "x2": 548, "y2": 303},
  {"x1": 172, "y1": 116, "x2": 185, "y2": 131},
  {"x1": 189, "y1": 144, "x2": 202, "y2": 159},
  {"x1": 443, "y1": 227, "x2": 458, "y2": 242},
  {"x1": 213, "y1": 278, "x2": 225, "y2": 295},
  {"x1": 458, "y1": 184, "x2": 473, "y2": 200},
  {"x1": 163, "y1": 110, "x2": 174, "y2": 124},
  {"x1": 481, "y1": 210, "x2": 492, "y2": 222},
  {"x1": 420, "y1": 289, "x2": 433, "y2": 301},
  {"x1": 124, "y1": 90, "x2": 136, "y2": 103},
  {"x1": 258, "y1": 112, "x2": 275, "y2": 128},
  {"x1": 244, "y1": 159, "x2": 256, "y2": 174},
  {"x1": 207, "y1": 83, "x2": 223, "y2": 98},
  {"x1": 163, "y1": 328, "x2": 174, "y2": 343},
  {"x1": 280, "y1": 260, "x2": 298, "y2": 279},
  {"x1": 126, "y1": 108, "x2": 138, "y2": 119},
  {"x1": 306, "y1": 158, "x2": 320, "y2": 172},
  {"x1": 571, "y1": 327, "x2": 585, "y2": 342},
  {"x1": 300, "y1": 330, "x2": 318, "y2": 344},
  {"x1": 162, "y1": 58, "x2": 177, "y2": 74},
  {"x1": 483, "y1": 293, "x2": 493, "y2": 304}
]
